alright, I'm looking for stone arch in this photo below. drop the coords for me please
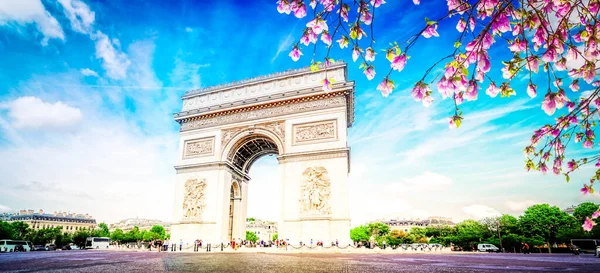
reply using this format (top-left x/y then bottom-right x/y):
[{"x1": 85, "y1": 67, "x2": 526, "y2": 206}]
[
  {"x1": 230, "y1": 180, "x2": 241, "y2": 199},
  {"x1": 221, "y1": 128, "x2": 284, "y2": 174}
]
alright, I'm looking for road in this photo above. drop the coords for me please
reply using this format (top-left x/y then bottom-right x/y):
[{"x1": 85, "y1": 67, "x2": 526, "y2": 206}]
[{"x1": 1, "y1": 251, "x2": 599, "y2": 272}]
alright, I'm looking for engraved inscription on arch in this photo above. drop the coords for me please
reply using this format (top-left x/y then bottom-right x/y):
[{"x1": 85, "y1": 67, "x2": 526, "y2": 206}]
[
  {"x1": 183, "y1": 137, "x2": 215, "y2": 158},
  {"x1": 293, "y1": 119, "x2": 337, "y2": 145}
]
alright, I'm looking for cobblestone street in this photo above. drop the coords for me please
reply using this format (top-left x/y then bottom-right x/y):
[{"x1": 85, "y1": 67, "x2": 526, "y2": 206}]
[{"x1": 1, "y1": 251, "x2": 599, "y2": 272}]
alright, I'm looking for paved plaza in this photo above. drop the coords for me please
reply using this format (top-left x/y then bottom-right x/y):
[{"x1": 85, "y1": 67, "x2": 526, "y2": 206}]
[{"x1": 1, "y1": 251, "x2": 600, "y2": 272}]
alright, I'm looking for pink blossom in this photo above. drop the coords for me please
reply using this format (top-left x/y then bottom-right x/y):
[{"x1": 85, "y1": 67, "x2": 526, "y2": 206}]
[
  {"x1": 277, "y1": 0, "x2": 291, "y2": 14},
  {"x1": 288, "y1": 46, "x2": 302, "y2": 61},
  {"x1": 532, "y1": 28, "x2": 546, "y2": 48},
  {"x1": 422, "y1": 24, "x2": 439, "y2": 38},
  {"x1": 413, "y1": 0, "x2": 420, "y2": 4},
  {"x1": 570, "y1": 80, "x2": 580, "y2": 92},
  {"x1": 338, "y1": 4, "x2": 349, "y2": 22},
  {"x1": 337, "y1": 36, "x2": 349, "y2": 49},
  {"x1": 542, "y1": 47, "x2": 558, "y2": 62},
  {"x1": 567, "y1": 160, "x2": 577, "y2": 172},
  {"x1": 575, "y1": 133, "x2": 583, "y2": 143},
  {"x1": 555, "y1": 58, "x2": 567, "y2": 71},
  {"x1": 525, "y1": 57, "x2": 539, "y2": 73},
  {"x1": 306, "y1": 17, "x2": 328, "y2": 34},
  {"x1": 352, "y1": 47, "x2": 361, "y2": 62},
  {"x1": 322, "y1": 78, "x2": 332, "y2": 92},
  {"x1": 360, "y1": 10, "x2": 373, "y2": 25},
  {"x1": 486, "y1": 82, "x2": 499, "y2": 98},
  {"x1": 556, "y1": 2, "x2": 571, "y2": 17},
  {"x1": 422, "y1": 95, "x2": 433, "y2": 107},
  {"x1": 365, "y1": 47, "x2": 375, "y2": 62},
  {"x1": 542, "y1": 94, "x2": 557, "y2": 115},
  {"x1": 320, "y1": 31, "x2": 332, "y2": 46},
  {"x1": 527, "y1": 83, "x2": 537, "y2": 98},
  {"x1": 377, "y1": 78, "x2": 394, "y2": 97},
  {"x1": 512, "y1": 24, "x2": 521, "y2": 36},
  {"x1": 582, "y1": 65, "x2": 597, "y2": 83},
  {"x1": 464, "y1": 81, "x2": 478, "y2": 101},
  {"x1": 567, "y1": 46, "x2": 578, "y2": 60},
  {"x1": 456, "y1": 18, "x2": 466, "y2": 32},
  {"x1": 583, "y1": 139, "x2": 594, "y2": 148},
  {"x1": 593, "y1": 210, "x2": 600, "y2": 219},
  {"x1": 509, "y1": 39, "x2": 526, "y2": 52},
  {"x1": 364, "y1": 66, "x2": 376, "y2": 80},
  {"x1": 447, "y1": 0, "x2": 461, "y2": 11},
  {"x1": 554, "y1": 91, "x2": 568, "y2": 109},
  {"x1": 391, "y1": 54, "x2": 407, "y2": 72},
  {"x1": 309, "y1": 0, "x2": 316, "y2": 9},
  {"x1": 540, "y1": 163, "x2": 548, "y2": 174},
  {"x1": 371, "y1": 0, "x2": 386, "y2": 7},
  {"x1": 581, "y1": 185, "x2": 591, "y2": 194},
  {"x1": 492, "y1": 13, "x2": 511, "y2": 33},
  {"x1": 469, "y1": 17, "x2": 475, "y2": 31},
  {"x1": 583, "y1": 217, "x2": 595, "y2": 231},
  {"x1": 411, "y1": 82, "x2": 427, "y2": 101},
  {"x1": 293, "y1": 2, "x2": 307, "y2": 18},
  {"x1": 567, "y1": 101, "x2": 576, "y2": 112}
]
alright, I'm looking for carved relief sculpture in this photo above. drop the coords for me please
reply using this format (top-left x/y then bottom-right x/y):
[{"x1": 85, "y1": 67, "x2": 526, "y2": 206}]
[
  {"x1": 221, "y1": 121, "x2": 285, "y2": 150},
  {"x1": 183, "y1": 137, "x2": 214, "y2": 158},
  {"x1": 293, "y1": 120, "x2": 337, "y2": 144},
  {"x1": 299, "y1": 166, "x2": 332, "y2": 216},
  {"x1": 182, "y1": 178, "x2": 208, "y2": 218}
]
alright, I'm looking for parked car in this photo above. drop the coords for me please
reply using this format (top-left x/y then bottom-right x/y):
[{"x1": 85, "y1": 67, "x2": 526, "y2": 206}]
[
  {"x1": 69, "y1": 244, "x2": 80, "y2": 250},
  {"x1": 595, "y1": 246, "x2": 600, "y2": 258},
  {"x1": 0, "y1": 240, "x2": 33, "y2": 252},
  {"x1": 45, "y1": 244, "x2": 56, "y2": 251},
  {"x1": 33, "y1": 245, "x2": 46, "y2": 251},
  {"x1": 61, "y1": 245, "x2": 71, "y2": 250},
  {"x1": 477, "y1": 244, "x2": 500, "y2": 252}
]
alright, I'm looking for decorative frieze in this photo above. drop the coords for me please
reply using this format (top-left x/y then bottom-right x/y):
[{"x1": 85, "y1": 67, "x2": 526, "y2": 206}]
[
  {"x1": 277, "y1": 148, "x2": 349, "y2": 163},
  {"x1": 299, "y1": 166, "x2": 331, "y2": 216},
  {"x1": 183, "y1": 137, "x2": 214, "y2": 158},
  {"x1": 221, "y1": 121, "x2": 285, "y2": 152},
  {"x1": 293, "y1": 119, "x2": 337, "y2": 145},
  {"x1": 180, "y1": 94, "x2": 346, "y2": 131},
  {"x1": 182, "y1": 178, "x2": 208, "y2": 218}
]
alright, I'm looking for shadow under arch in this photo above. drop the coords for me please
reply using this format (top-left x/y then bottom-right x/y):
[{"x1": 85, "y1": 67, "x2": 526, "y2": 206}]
[{"x1": 221, "y1": 127, "x2": 285, "y2": 175}]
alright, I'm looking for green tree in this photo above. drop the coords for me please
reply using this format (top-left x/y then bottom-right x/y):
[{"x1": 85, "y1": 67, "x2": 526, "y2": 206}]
[
  {"x1": 350, "y1": 225, "x2": 369, "y2": 243},
  {"x1": 110, "y1": 229, "x2": 124, "y2": 243},
  {"x1": 452, "y1": 220, "x2": 489, "y2": 251},
  {"x1": 10, "y1": 221, "x2": 30, "y2": 239},
  {"x1": 72, "y1": 229, "x2": 91, "y2": 248},
  {"x1": 573, "y1": 203, "x2": 599, "y2": 225},
  {"x1": 0, "y1": 221, "x2": 16, "y2": 239},
  {"x1": 246, "y1": 218, "x2": 255, "y2": 222},
  {"x1": 367, "y1": 222, "x2": 390, "y2": 238},
  {"x1": 386, "y1": 230, "x2": 407, "y2": 246},
  {"x1": 95, "y1": 223, "x2": 110, "y2": 237},
  {"x1": 518, "y1": 204, "x2": 576, "y2": 253},
  {"x1": 150, "y1": 225, "x2": 166, "y2": 239},
  {"x1": 246, "y1": 230, "x2": 258, "y2": 243},
  {"x1": 272, "y1": 233, "x2": 278, "y2": 241}
]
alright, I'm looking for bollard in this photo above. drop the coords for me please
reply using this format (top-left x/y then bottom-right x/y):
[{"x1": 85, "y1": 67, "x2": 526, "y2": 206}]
[{"x1": 221, "y1": 243, "x2": 223, "y2": 251}]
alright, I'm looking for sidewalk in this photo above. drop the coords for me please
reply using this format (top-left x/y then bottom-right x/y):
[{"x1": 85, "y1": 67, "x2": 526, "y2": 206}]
[{"x1": 102, "y1": 245, "x2": 453, "y2": 254}]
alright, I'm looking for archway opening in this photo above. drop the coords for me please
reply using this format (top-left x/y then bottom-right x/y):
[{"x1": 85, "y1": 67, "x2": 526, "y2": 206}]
[{"x1": 226, "y1": 134, "x2": 281, "y2": 243}]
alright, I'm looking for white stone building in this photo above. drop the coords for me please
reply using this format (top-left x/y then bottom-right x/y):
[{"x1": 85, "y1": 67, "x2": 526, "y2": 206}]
[{"x1": 246, "y1": 219, "x2": 278, "y2": 242}]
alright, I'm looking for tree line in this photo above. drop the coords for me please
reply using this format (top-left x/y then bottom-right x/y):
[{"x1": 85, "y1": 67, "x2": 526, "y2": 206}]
[
  {"x1": 0, "y1": 221, "x2": 169, "y2": 248},
  {"x1": 351, "y1": 203, "x2": 600, "y2": 252}
]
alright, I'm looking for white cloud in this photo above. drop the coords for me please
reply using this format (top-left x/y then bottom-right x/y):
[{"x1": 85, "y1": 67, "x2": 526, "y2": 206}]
[
  {"x1": 462, "y1": 204, "x2": 501, "y2": 220},
  {"x1": 185, "y1": 27, "x2": 193, "y2": 32},
  {"x1": 271, "y1": 33, "x2": 294, "y2": 63},
  {"x1": 3, "y1": 96, "x2": 82, "y2": 130},
  {"x1": 401, "y1": 171, "x2": 453, "y2": 191},
  {"x1": 169, "y1": 57, "x2": 209, "y2": 90},
  {"x1": 0, "y1": 0, "x2": 64, "y2": 45},
  {"x1": 93, "y1": 31, "x2": 131, "y2": 79},
  {"x1": 80, "y1": 68, "x2": 98, "y2": 77},
  {"x1": 505, "y1": 200, "x2": 538, "y2": 212},
  {"x1": 57, "y1": 0, "x2": 95, "y2": 34},
  {"x1": 0, "y1": 204, "x2": 11, "y2": 213}
]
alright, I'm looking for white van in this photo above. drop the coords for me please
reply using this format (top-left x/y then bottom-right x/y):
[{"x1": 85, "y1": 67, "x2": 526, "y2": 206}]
[
  {"x1": 0, "y1": 240, "x2": 33, "y2": 252},
  {"x1": 85, "y1": 237, "x2": 110, "y2": 249},
  {"x1": 477, "y1": 244, "x2": 500, "y2": 252}
]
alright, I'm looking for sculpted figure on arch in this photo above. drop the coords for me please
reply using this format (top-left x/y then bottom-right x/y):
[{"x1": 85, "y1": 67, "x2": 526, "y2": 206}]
[
  {"x1": 277, "y1": 0, "x2": 600, "y2": 230},
  {"x1": 300, "y1": 166, "x2": 332, "y2": 215},
  {"x1": 183, "y1": 178, "x2": 207, "y2": 218}
]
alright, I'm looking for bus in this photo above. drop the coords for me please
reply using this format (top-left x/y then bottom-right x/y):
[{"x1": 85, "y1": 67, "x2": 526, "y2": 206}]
[
  {"x1": 571, "y1": 239, "x2": 600, "y2": 254},
  {"x1": 0, "y1": 240, "x2": 33, "y2": 252},
  {"x1": 85, "y1": 237, "x2": 110, "y2": 249}
]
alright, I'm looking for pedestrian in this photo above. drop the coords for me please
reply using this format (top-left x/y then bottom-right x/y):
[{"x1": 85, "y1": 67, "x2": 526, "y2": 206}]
[
  {"x1": 164, "y1": 240, "x2": 169, "y2": 252},
  {"x1": 179, "y1": 239, "x2": 183, "y2": 251},
  {"x1": 207, "y1": 242, "x2": 211, "y2": 252},
  {"x1": 335, "y1": 239, "x2": 338, "y2": 247},
  {"x1": 194, "y1": 239, "x2": 198, "y2": 252},
  {"x1": 310, "y1": 239, "x2": 313, "y2": 246}
]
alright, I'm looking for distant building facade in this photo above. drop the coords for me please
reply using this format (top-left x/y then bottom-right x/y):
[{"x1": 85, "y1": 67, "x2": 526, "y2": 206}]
[
  {"x1": 2, "y1": 209, "x2": 96, "y2": 233},
  {"x1": 109, "y1": 218, "x2": 171, "y2": 233},
  {"x1": 380, "y1": 216, "x2": 455, "y2": 233},
  {"x1": 246, "y1": 219, "x2": 277, "y2": 242},
  {"x1": 563, "y1": 206, "x2": 576, "y2": 216}
]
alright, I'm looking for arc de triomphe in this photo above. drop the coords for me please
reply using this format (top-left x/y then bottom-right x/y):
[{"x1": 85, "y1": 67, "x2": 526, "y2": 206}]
[{"x1": 170, "y1": 61, "x2": 354, "y2": 246}]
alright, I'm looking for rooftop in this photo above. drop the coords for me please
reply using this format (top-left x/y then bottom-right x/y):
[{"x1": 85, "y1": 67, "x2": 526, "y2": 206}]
[{"x1": 183, "y1": 61, "x2": 346, "y2": 98}]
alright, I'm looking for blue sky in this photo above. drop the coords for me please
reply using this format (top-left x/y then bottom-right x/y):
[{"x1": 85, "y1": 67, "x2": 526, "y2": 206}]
[{"x1": 0, "y1": 0, "x2": 597, "y2": 224}]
